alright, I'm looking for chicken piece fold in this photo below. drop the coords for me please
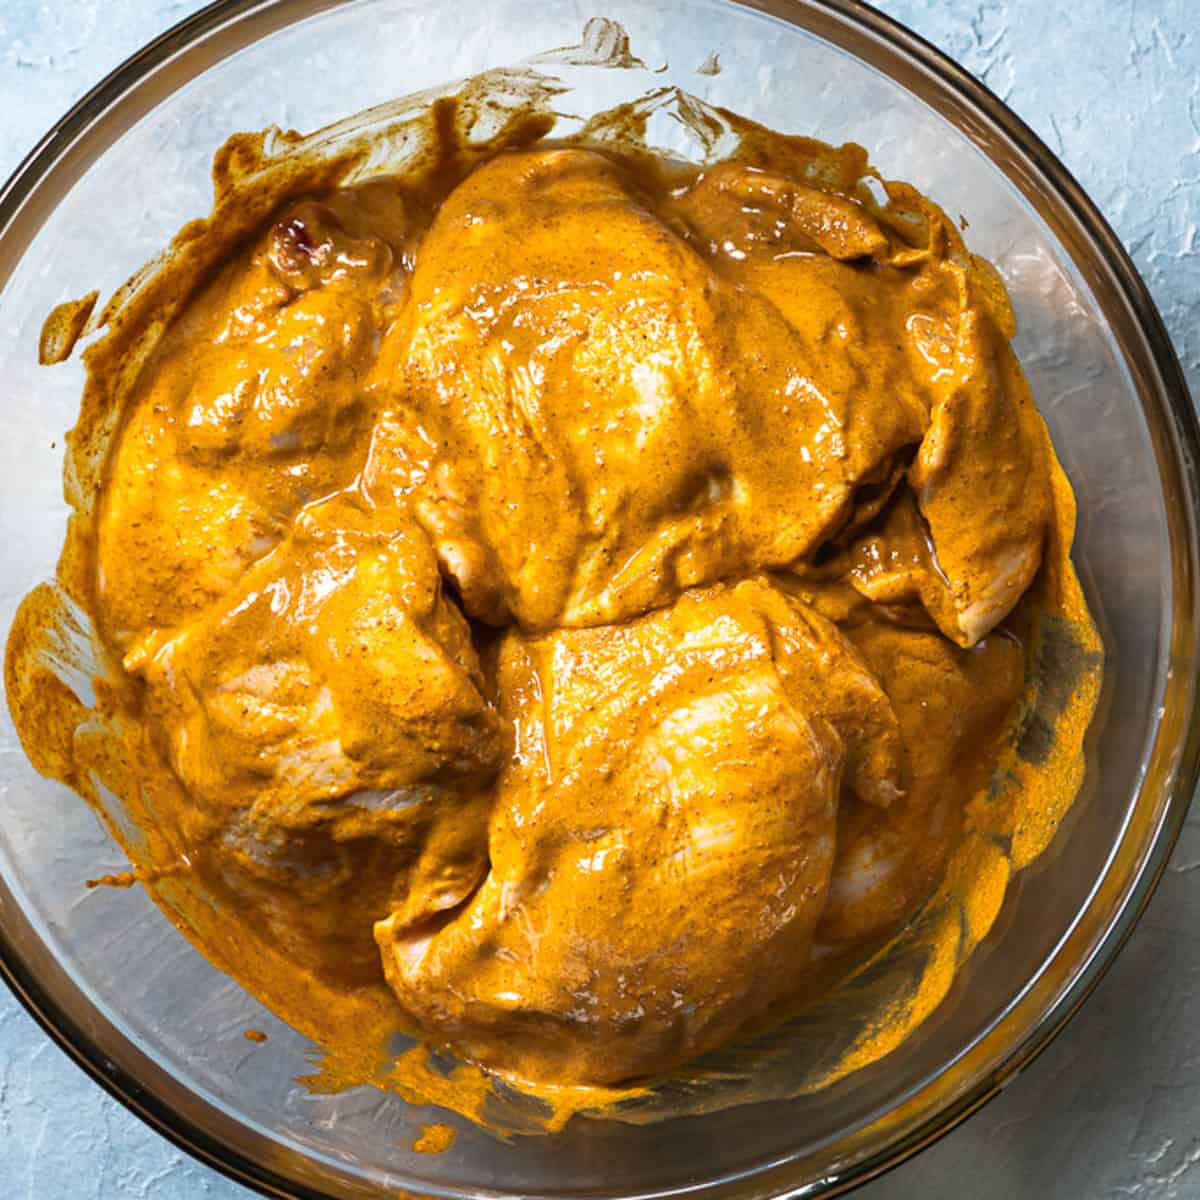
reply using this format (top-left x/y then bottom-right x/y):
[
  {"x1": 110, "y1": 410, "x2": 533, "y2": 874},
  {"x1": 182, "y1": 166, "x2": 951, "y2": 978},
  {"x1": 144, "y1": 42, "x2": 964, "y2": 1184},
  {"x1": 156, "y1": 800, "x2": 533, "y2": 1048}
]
[
  {"x1": 820, "y1": 617, "x2": 1025, "y2": 943},
  {"x1": 848, "y1": 288, "x2": 1051, "y2": 647}
]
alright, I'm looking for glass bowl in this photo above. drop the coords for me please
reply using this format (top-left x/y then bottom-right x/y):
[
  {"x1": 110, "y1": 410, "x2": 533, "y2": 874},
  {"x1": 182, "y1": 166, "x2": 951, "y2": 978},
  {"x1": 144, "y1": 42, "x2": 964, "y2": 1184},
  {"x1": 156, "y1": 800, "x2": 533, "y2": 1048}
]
[{"x1": 0, "y1": 1, "x2": 1196, "y2": 1196}]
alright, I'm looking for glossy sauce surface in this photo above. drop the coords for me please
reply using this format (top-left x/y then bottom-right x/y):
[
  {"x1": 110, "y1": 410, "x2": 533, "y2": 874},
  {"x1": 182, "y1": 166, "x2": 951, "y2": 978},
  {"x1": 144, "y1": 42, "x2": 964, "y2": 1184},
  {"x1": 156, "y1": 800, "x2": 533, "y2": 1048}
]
[{"x1": 6, "y1": 94, "x2": 1098, "y2": 1112}]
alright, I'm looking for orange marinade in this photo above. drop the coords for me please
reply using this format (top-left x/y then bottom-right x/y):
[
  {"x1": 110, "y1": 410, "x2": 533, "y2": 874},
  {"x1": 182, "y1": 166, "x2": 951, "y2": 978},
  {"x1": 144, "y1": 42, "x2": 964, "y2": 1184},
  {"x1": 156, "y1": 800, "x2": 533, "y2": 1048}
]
[{"x1": 6, "y1": 98, "x2": 1096, "y2": 1101}]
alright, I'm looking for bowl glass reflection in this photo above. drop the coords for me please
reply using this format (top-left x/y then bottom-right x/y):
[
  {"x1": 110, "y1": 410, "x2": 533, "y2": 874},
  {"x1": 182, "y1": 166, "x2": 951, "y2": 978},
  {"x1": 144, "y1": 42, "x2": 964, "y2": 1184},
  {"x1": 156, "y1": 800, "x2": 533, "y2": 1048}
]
[{"x1": 0, "y1": 1, "x2": 1196, "y2": 1197}]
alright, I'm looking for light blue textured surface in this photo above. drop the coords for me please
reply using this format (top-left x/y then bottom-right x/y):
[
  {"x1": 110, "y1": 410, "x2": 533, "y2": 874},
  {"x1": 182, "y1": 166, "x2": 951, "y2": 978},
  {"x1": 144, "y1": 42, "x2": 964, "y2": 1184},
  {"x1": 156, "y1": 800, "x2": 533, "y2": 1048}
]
[{"x1": 1, "y1": 2, "x2": 1197, "y2": 1197}]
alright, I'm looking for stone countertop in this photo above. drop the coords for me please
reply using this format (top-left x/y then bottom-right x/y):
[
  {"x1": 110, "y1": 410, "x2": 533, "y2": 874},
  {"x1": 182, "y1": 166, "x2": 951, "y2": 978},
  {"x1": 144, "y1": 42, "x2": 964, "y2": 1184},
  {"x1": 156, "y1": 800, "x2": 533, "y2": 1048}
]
[{"x1": 0, "y1": 1, "x2": 1196, "y2": 1196}]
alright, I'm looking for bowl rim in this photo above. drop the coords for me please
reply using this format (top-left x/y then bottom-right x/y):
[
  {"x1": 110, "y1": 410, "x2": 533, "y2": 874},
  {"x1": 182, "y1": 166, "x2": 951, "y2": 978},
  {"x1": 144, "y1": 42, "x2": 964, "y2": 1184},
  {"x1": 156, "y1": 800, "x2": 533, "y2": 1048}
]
[{"x1": 0, "y1": 0, "x2": 1196, "y2": 1197}]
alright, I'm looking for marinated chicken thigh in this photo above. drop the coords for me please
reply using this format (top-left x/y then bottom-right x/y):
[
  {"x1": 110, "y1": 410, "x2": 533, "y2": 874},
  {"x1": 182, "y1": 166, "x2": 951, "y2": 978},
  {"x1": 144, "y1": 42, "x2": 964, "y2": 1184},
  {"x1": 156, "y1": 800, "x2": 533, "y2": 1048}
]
[
  {"x1": 370, "y1": 149, "x2": 929, "y2": 630},
  {"x1": 130, "y1": 495, "x2": 503, "y2": 979},
  {"x1": 377, "y1": 578, "x2": 902, "y2": 1083}
]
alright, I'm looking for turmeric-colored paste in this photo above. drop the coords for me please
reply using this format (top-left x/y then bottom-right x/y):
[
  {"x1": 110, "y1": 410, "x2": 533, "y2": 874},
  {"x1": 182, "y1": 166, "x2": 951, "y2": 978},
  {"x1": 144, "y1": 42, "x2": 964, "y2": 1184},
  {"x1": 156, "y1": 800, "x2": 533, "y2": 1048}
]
[{"x1": 4, "y1": 76, "x2": 1100, "y2": 1127}]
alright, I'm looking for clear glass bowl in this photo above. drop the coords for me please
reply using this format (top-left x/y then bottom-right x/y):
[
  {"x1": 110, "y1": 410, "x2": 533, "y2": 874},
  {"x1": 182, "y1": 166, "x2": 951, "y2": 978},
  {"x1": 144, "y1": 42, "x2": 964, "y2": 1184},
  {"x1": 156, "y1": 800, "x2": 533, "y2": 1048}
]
[{"x1": 0, "y1": 1, "x2": 1196, "y2": 1196}]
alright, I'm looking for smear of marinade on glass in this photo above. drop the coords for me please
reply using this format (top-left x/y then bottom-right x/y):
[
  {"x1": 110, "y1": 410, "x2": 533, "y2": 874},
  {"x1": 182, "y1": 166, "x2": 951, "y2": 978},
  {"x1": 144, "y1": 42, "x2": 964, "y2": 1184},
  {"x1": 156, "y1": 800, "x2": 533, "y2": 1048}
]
[{"x1": 4, "y1": 23, "x2": 1100, "y2": 1131}]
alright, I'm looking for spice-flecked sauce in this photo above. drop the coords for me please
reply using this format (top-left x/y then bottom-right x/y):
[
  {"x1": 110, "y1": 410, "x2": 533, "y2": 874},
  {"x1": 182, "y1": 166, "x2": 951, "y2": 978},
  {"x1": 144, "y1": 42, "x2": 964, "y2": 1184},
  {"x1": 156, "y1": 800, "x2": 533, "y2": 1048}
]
[{"x1": 5, "y1": 75, "x2": 1100, "y2": 1129}]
